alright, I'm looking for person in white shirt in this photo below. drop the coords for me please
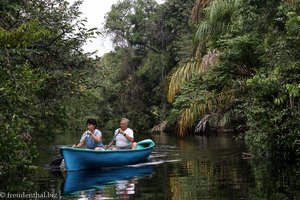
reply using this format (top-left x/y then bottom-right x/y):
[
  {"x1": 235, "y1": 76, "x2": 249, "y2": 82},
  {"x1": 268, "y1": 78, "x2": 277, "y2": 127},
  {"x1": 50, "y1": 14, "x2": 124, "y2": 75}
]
[{"x1": 107, "y1": 118, "x2": 137, "y2": 150}]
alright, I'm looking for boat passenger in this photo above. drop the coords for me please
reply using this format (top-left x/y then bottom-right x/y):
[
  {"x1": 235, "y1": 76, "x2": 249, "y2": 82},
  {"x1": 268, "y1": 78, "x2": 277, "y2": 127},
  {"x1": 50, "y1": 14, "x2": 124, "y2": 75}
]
[
  {"x1": 106, "y1": 118, "x2": 137, "y2": 150},
  {"x1": 72, "y1": 118, "x2": 104, "y2": 150}
]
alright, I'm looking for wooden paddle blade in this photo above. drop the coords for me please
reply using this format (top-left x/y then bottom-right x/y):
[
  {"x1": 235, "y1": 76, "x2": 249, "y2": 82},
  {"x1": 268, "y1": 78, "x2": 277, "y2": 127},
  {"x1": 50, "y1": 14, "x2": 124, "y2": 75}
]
[{"x1": 49, "y1": 157, "x2": 63, "y2": 167}]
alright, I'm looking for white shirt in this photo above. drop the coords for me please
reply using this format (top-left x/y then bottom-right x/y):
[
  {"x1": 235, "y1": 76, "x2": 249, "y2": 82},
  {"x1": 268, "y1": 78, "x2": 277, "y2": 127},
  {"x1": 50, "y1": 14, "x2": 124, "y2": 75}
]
[{"x1": 114, "y1": 128, "x2": 134, "y2": 147}]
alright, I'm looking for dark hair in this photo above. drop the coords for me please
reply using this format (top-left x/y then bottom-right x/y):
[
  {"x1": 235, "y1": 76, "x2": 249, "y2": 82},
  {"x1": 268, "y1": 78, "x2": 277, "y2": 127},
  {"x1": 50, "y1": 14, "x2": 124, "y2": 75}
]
[{"x1": 86, "y1": 118, "x2": 97, "y2": 126}]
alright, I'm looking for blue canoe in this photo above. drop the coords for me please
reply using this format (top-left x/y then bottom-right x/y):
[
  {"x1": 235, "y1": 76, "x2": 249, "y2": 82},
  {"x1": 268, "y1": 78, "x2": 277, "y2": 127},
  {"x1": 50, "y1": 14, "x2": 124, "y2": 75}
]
[{"x1": 60, "y1": 139, "x2": 155, "y2": 171}]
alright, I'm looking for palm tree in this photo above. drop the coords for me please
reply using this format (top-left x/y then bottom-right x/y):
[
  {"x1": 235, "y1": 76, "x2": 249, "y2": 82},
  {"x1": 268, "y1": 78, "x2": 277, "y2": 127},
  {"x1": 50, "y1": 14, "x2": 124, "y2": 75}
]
[
  {"x1": 193, "y1": 0, "x2": 241, "y2": 55},
  {"x1": 167, "y1": 0, "x2": 241, "y2": 137},
  {"x1": 176, "y1": 89, "x2": 236, "y2": 137},
  {"x1": 167, "y1": 49, "x2": 218, "y2": 103}
]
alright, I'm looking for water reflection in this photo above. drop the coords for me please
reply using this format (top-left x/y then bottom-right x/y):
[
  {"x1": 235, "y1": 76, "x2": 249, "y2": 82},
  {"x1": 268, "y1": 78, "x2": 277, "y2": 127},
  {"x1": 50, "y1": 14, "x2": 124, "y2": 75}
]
[
  {"x1": 116, "y1": 179, "x2": 136, "y2": 200},
  {"x1": 79, "y1": 188, "x2": 104, "y2": 199},
  {"x1": 1, "y1": 132, "x2": 299, "y2": 200},
  {"x1": 62, "y1": 166, "x2": 153, "y2": 198},
  {"x1": 148, "y1": 134, "x2": 248, "y2": 199},
  {"x1": 55, "y1": 133, "x2": 300, "y2": 199}
]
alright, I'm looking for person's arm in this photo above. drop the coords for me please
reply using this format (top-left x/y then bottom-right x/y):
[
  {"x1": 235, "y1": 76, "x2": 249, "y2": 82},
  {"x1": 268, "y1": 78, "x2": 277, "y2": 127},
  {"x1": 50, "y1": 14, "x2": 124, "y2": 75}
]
[
  {"x1": 89, "y1": 130, "x2": 102, "y2": 142},
  {"x1": 119, "y1": 129, "x2": 134, "y2": 142},
  {"x1": 73, "y1": 132, "x2": 87, "y2": 148},
  {"x1": 73, "y1": 140, "x2": 85, "y2": 148}
]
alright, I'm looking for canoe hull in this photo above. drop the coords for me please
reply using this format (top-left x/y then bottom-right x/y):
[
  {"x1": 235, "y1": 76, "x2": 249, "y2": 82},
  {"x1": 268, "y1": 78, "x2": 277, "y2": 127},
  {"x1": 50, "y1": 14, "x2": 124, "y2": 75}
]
[{"x1": 60, "y1": 139, "x2": 154, "y2": 171}]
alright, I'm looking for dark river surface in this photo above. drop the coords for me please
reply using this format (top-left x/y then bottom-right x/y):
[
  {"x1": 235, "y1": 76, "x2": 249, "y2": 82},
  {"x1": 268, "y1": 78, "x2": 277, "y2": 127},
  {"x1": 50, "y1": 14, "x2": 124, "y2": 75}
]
[{"x1": 1, "y1": 131, "x2": 300, "y2": 199}]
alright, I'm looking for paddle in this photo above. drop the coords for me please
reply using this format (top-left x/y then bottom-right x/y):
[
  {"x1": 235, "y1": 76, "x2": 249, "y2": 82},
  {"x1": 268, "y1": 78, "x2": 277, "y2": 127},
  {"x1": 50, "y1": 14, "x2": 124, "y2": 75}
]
[
  {"x1": 104, "y1": 132, "x2": 119, "y2": 150},
  {"x1": 49, "y1": 156, "x2": 64, "y2": 167},
  {"x1": 49, "y1": 142, "x2": 79, "y2": 167},
  {"x1": 49, "y1": 132, "x2": 119, "y2": 167}
]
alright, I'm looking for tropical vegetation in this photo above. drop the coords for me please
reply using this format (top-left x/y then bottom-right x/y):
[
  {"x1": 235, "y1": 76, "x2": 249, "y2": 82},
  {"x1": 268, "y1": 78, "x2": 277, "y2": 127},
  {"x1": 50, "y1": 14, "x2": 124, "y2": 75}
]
[
  {"x1": 0, "y1": 0, "x2": 299, "y2": 173},
  {"x1": 0, "y1": 0, "x2": 98, "y2": 172},
  {"x1": 167, "y1": 0, "x2": 300, "y2": 159}
]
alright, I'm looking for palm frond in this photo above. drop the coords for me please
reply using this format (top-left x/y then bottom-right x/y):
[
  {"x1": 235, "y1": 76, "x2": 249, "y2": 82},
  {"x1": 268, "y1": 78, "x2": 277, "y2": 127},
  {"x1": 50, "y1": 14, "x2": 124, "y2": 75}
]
[
  {"x1": 191, "y1": 0, "x2": 212, "y2": 24},
  {"x1": 285, "y1": 0, "x2": 297, "y2": 4},
  {"x1": 208, "y1": 0, "x2": 240, "y2": 22},
  {"x1": 176, "y1": 88, "x2": 236, "y2": 137},
  {"x1": 177, "y1": 107, "x2": 195, "y2": 138},
  {"x1": 201, "y1": 49, "x2": 219, "y2": 70},
  {"x1": 193, "y1": 0, "x2": 241, "y2": 51},
  {"x1": 193, "y1": 20, "x2": 211, "y2": 45},
  {"x1": 195, "y1": 114, "x2": 210, "y2": 133},
  {"x1": 167, "y1": 59, "x2": 202, "y2": 103},
  {"x1": 167, "y1": 50, "x2": 219, "y2": 103}
]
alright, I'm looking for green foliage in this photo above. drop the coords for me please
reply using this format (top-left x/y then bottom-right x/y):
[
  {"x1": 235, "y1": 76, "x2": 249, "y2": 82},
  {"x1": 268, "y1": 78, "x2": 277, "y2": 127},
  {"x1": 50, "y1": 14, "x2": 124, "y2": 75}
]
[
  {"x1": 2, "y1": 0, "x2": 299, "y2": 173},
  {"x1": 0, "y1": 63, "x2": 43, "y2": 171},
  {"x1": 100, "y1": 0, "x2": 195, "y2": 131},
  {"x1": 0, "y1": 120, "x2": 38, "y2": 173},
  {"x1": 0, "y1": 0, "x2": 99, "y2": 172},
  {"x1": 193, "y1": 0, "x2": 241, "y2": 53},
  {"x1": 0, "y1": 17, "x2": 48, "y2": 171},
  {"x1": 0, "y1": 19, "x2": 49, "y2": 47},
  {"x1": 105, "y1": 0, "x2": 158, "y2": 47},
  {"x1": 242, "y1": 1, "x2": 300, "y2": 159},
  {"x1": 166, "y1": 0, "x2": 300, "y2": 159}
]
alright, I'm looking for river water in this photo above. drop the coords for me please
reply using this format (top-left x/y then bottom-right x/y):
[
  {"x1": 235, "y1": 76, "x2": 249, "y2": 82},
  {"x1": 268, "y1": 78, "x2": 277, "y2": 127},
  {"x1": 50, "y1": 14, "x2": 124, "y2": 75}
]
[{"x1": 1, "y1": 131, "x2": 300, "y2": 199}]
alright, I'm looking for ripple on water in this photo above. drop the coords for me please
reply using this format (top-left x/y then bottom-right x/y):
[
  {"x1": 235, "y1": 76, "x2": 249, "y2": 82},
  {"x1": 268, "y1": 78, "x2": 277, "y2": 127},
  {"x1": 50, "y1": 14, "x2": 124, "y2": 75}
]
[{"x1": 127, "y1": 144, "x2": 182, "y2": 167}]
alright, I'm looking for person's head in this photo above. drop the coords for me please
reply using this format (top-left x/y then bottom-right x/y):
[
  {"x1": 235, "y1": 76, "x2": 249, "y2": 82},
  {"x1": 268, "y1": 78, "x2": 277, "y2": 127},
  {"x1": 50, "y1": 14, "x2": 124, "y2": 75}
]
[
  {"x1": 120, "y1": 118, "x2": 129, "y2": 131},
  {"x1": 86, "y1": 118, "x2": 97, "y2": 131}
]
